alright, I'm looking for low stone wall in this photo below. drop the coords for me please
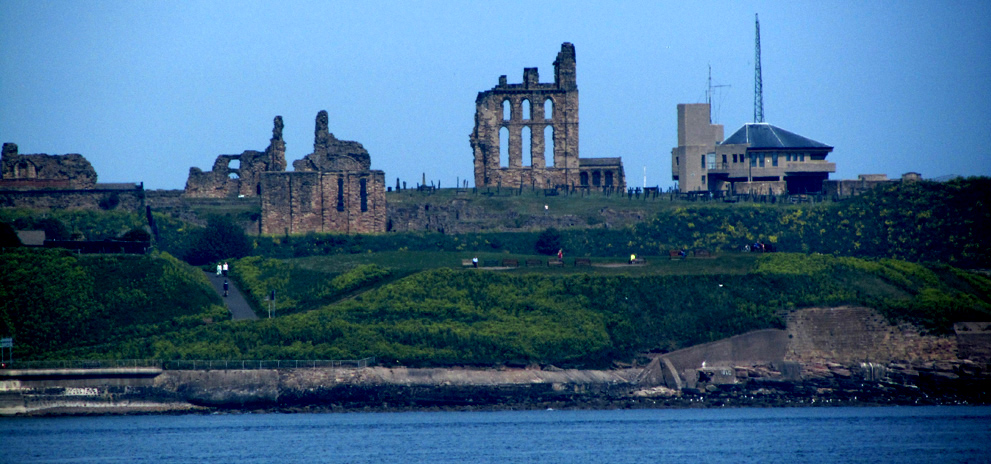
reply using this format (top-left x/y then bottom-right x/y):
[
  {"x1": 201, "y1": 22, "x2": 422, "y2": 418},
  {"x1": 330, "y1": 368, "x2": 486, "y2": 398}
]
[{"x1": 0, "y1": 187, "x2": 144, "y2": 212}]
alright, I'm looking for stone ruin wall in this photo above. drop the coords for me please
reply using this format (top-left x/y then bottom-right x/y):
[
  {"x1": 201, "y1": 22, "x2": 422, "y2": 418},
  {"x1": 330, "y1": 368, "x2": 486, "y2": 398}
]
[
  {"x1": 257, "y1": 111, "x2": 386, "y2": 235},
  {"x1": 1, "y1": 143, "x2": 98, "y2": 190},
  {"x1": 184, "y1": 116, "x2": 287, "y2": 198},
  {"x1": 0, "y1": 143, "x2": 145, "y2": 212},
  {"x1": 261, "y1": 170, "x2": 386, "y2": 235},
  {"x1": 471, "y1": 43, "x2": 580, "y2": 190}
]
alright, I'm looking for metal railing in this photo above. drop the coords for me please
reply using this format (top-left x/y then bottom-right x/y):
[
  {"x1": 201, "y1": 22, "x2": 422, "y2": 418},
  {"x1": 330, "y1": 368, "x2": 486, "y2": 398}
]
[
  {"x1": 164, "y1": 358, "x2": 375, "y2": 370},
  {"x1": 3, "y1": 357, "x2": 375, "y2": 371}
]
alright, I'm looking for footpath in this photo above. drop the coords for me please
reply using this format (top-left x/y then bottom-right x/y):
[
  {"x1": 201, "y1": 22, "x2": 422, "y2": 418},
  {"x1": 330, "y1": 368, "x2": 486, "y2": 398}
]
[{"x1": 203, "y1": 271, "x2": 259, "y2": 321}]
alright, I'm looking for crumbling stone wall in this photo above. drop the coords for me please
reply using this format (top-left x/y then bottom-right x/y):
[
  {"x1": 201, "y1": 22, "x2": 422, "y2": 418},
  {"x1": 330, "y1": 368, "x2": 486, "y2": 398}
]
[
  {"x1": 469, "y1": 43, "x2": 626, "y2": 191},
  {"x1": 785, "y1": 306, "x2": 956, "y2": 364},
  {"x1": 260, "y1": 111, "x2": 386, "y2": 235},
  {"x1": 184, "y1": 116, "x2": 287, "y2": 198},
  {"x1": 0, "y1": 143, "x2": 97, "y2": 190}
]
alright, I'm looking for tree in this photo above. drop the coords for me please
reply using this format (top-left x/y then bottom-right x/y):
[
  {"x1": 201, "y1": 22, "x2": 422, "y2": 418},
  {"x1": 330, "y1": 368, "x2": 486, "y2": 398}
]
[
  {"x1": 0, "y1": 222, "x2": 21, "y2": 248},
  {"x1": 535, "y1": 227, "x2": 562, "y2": 255},
  {"x1": 183, "y1": 216, "x2": 252, "y2": 265}
]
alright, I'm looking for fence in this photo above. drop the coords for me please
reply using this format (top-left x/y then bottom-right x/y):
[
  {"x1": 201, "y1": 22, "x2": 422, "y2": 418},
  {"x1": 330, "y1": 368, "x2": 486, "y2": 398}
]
[{"x1": 4, "y1": 358, "x2": 375, "y2": 371}]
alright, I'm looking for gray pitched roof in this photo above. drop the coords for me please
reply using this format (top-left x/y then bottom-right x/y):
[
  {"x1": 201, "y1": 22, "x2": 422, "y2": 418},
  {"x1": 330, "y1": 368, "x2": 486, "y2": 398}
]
[{"x1": 721, "y1": 123, "x2": 832, "y2": 149}]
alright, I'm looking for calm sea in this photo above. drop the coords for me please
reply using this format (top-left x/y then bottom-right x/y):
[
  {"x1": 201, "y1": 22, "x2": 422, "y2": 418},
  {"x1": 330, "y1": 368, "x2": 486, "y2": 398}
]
[{"x1": 2, "y1": 406, "x2": 990, "y2": 463}]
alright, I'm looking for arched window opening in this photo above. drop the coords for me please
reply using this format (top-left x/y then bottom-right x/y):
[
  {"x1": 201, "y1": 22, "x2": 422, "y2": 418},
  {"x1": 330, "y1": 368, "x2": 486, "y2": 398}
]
[
  {"x1": 592, "y1": 171, "x2": 601, "y2": 187},
  {"x1": 360, "y1": 178, "x2": 368, "y2": 212},
  {"x1": 544, "y1": 126, "x2": 554, "y2": 168},
  {"x1": 499, "y1": 127, "x2": 509, "y2": 167},
  {"x1": 544, "y1": 98, "x2": 553, "y2": 120},
  {"x1": 228, "y1": 172, "x2": 240, "y2": 180},
  {"x1": 228, "y1": 159, "x2": 240, "y2": 170},
  {"x1": 580, "y1": 172, "x2": 589, "y2": 186},
  {"x1": 605, "y1": 171, "x2": 614, "y2": 187},
  {"x1": 336, "y1": 177, "x2": 345, "y2": 212},
  {"x1": 522, "y1": 127, "x2": 532, "y2": 166},
  {"x1": 522, "y1": 99, "x2": 531, "y2": 120},
  {"x1": 502, "y1": 100, "x2": 511, "y2": 120}
]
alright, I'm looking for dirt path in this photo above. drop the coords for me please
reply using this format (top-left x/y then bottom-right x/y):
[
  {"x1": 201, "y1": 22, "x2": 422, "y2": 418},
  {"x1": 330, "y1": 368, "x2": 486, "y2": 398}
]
[{"x1": 204, "y1": 271, "x2": 259, "y2": 320}]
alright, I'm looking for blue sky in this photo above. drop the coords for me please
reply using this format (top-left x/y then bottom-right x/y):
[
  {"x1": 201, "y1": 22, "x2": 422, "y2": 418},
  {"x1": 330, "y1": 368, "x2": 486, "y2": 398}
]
[{"x1": 2, "y1": 1, "x2": 989, "y2": 189}]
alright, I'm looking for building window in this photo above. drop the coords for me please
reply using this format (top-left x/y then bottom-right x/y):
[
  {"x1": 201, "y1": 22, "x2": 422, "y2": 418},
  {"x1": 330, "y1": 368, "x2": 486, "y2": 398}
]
[
  {"x1": 750, "y1": 154, "x2": 757, "y2": 167},
  {"x1": 592, "y1": 171, "x2": 601, "y2": 186},
  {"x1": 336, "y1": 177, "x2": 345, "y2": 212},
  {"x1": 544, "y1": 98, "x2": 553, "y2": 120},
  {"x1": 732, "y1": 154, "x2": 737, "y2": 163},
  {"x1": 722, "y1": 154, "x2": 727, "y2": 165},
  {"x1": 522, "y1": 99, "x2": 531, "y2": 120},
  {"x1": 360, "y1": 178, "x2": 368, "y2": 212},
  {"x1": 701, "y1": 155, "x2": 705, "y2": 169},
  {"x1": 707, "y1": 153, "x2": 716, "y2": 169},
  {"x1": 759, "y1": 156, "x2": 765, "y2": 167},
  {"x1": 772, "y1": 153, "x2": 778, "y2": 167},
  {"x1": 605, "y1": 171, "x2": 614, "y2": 187},
  {"x1": 675, "y1": 156, "x2": 679, "y2": 166},
  {"x1": 502, "y1": 100, "x2": 511, "y2": 120},
  {"x1": 580, "y1": 172, "x2": 589, "y2": 186},
  {"x1": 702, "y1": 175, "x2": 706, "y2": 185},
  {"x1": 800, "y1": 153, "x2": 806, "y2": 162}
]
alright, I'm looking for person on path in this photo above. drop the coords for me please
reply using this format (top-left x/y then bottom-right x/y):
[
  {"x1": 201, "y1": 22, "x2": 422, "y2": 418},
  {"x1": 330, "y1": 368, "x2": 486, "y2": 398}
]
[
  {"x1": 223, "y1": 280, "x2": 229, "y2": 297},
  {"x1": 557, "y1": 249, "x2": 563, "y2": 260},
  {"x1": 472, "y1": 256, "x2": 478, "y2": 268},
  {"x1": 222, "y1": 262, "x2": 229, "y2": 277},
  {"x1": 629, "y1": 253, "x2": 636, "y2": 264},
  {"x1": 216, "y1": 263, "x2": 222, "y2": 276}
]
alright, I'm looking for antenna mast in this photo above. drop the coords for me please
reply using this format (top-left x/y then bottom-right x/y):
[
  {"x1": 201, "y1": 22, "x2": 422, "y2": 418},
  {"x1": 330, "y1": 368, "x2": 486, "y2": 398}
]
[
  {"x1": 754, "y1": 13, "x2": 764, "y2": 123},
  {"x1": 706, "y1": 64, "x2": 730, "y2": 124}
]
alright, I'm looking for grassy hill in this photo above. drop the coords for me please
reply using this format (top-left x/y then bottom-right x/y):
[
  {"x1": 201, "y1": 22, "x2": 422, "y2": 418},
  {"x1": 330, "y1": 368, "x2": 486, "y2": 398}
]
[
  {"x1": 43, "y1": 253, "x2": 991, "y2": 367},
  {"x1": 0, "y1": 249, "x2": 225, "y2": 359}
]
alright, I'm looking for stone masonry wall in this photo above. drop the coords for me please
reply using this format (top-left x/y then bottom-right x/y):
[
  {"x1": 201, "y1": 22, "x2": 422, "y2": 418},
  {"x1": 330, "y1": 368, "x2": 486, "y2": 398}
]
[
  {"x1": 785, "y1": 306, "x2": 957, "y2": 364},
  {"x1": 1, "y1": 143, "x2": 98, "y2": 190},
  {"x1": 261, "y1": 171, "x2": 386, "y2": 235}
]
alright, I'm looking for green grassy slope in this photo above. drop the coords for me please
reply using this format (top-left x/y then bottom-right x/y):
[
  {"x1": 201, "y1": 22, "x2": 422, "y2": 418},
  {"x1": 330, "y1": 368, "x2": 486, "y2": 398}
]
[
  {"x1": 66, "y1": 253, "x2": 991, "y2": 367},
  {"x1": 0, "y1": 249, "x2": 226, "y2": 359}
]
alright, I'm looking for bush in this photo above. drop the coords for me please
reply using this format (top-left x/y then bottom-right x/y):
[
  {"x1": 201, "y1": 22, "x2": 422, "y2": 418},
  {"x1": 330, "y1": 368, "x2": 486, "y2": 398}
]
[
  {"x1": 535, "y1": 227, "x2": 562, "y2": 255},
  {"x1": 182, "y1": 215, "x2": 252, "y2": 265}
]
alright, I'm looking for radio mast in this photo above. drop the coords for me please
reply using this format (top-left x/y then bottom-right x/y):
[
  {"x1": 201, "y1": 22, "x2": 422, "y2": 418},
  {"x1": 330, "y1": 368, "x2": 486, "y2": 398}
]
[{"x1": 754, "y1": 13, "x2": 764, "y2": 123}]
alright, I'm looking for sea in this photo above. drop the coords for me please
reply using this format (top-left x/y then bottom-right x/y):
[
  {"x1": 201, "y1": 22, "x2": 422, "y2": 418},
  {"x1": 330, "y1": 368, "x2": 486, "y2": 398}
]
[{"x1": 2, "y1": 406, "x2": 990, "y2": 463}]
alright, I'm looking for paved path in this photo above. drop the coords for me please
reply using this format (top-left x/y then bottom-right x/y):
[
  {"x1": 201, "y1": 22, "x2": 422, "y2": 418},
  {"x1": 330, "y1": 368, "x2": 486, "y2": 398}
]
[{"x1": 204, "y1": 271, "x2": 259, "y2": 320}]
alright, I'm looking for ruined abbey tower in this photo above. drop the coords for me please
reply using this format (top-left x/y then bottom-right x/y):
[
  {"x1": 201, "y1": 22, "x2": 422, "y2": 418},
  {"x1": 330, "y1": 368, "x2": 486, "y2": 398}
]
[
  {"x1": 260, "y1": 111, "x2": 386, "y2": 235},
  {"x1": 470, "y1": 43, "x2": 625, "y2": 191},
  {"x1": 183, "y1": 112, "x2": 385, "y2": 235}
]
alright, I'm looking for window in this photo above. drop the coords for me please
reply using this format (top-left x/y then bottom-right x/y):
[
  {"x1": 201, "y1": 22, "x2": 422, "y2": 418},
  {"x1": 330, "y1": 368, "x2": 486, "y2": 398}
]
[
  {"x1": 592, "y1": 171, "x2": 601, "y2": 186},
  {"x1": 800, "y1": 153, "x2": 805, "y2": 162},
  {"x1": 544, "y1": 98, "x2": 553, "y2": 119},
  {"x1": 522, "y1": 126, "x2": 532, "y2": 166},
  {"x1": 750, "y1": 154, "x2": 757, "y2": 167},
  {"x1": 701, "y1": 155, "x2": 705, "y2": 169},
  {"x1": 499, "y1": 127, "x2": 509, "y2": 167},
  {"x1": 544, "y1": 126, "x2": 554, "y2": 167},
  {"x1": 605, "y1": 171, "x2": 614, "y2": 187},
  {"x1": 733, "y1": 154, "x2": 737, "y2": 163},
  {"x1": 522, "y1": 99, "x2": 531, "y2": 120},
  {"x1": 702, "y1": 175, "x2": 706, "y2": 185},
  {"x1": 722, "y1": 154, "x2": 727, "y2": 165},
  {"x1": 336, "y1": 177, "x2": 345, "y2": 212},
  {"x1": 503, "y1": 100, "x2": 511, "y2": 120},
  {"x1": 772, "y1": 153, "x2": 778, "y2": 167},
  {"x1": 580, "y1": 172, "x2": 589, "y2": 186},
  {"x1": 707, "y1": 153, "x2": 716, "y2": 170},
  {"x1": 360, "y1": 178, "x2": 368, "y2": 212},
  {"x1": 676, "y1": 157, "x2": 679, "y2": 166},
  {"x1": 759, "y1": 156, "x2": 765, "y2": 167}
]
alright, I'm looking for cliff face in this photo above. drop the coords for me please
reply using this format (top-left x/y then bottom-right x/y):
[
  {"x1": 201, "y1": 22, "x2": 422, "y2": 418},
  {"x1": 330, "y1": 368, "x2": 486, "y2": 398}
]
[{"x1": 2, "y1": 307, "x2": 988, "y2": 415}]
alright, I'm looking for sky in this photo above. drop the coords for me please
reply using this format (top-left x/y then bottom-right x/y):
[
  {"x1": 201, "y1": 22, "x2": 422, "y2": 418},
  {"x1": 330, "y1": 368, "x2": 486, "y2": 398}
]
[{"x1": 1, "y1": 1, "x2": 989, "y2": 190}]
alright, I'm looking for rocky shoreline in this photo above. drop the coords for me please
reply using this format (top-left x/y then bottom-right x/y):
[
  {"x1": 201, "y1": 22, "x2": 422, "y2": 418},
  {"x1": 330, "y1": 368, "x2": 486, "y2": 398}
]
[{"x1": 2, "y1": 359, "x2": 988, "y2": 417}]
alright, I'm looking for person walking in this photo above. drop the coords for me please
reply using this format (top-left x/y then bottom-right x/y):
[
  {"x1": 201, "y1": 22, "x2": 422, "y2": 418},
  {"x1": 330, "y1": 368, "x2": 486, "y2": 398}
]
[
  {"x1": 223, "y1": 279, "x2": 229, "y2": 297},
  {"x1": 216, "y1": 263, "x2": 222, "y2": 276},
  {"x1": 472, "y1": 256, "x2": 478, "y2": 268},
  {"x1": 222, "y1": 262, "x2": 229, "y2": 277},
  {"x1": 557, "y1": 249, "x2": 563, "y2": 260}
]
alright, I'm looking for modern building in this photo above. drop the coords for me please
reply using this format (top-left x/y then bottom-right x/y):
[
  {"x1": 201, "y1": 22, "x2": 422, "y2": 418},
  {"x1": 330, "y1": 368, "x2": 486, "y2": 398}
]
[{"x1": 672, "y1": 103, "x2": 835, "y2": 195}]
